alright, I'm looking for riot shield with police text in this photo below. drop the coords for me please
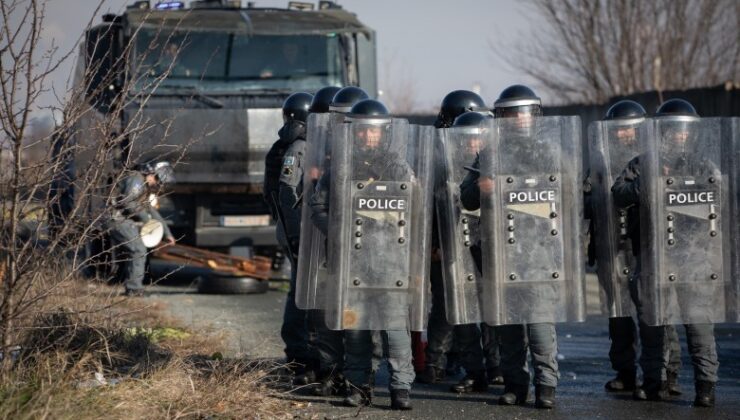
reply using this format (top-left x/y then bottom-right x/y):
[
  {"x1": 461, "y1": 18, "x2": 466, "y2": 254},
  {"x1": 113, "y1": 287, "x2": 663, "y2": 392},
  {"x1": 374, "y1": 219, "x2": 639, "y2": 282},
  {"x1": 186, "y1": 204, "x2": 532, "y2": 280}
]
[
  {"x1": 479, "y1": 116, "x2": 586, "y2": 326},
  {"x1": 295, "y1": 112, "x2": 341, "y2": 310},
  {"x1": 588, "y1": 120, "x2": 642, "y2": 317},
  {"x1": 638, "y1": 117, "x2": 731, "y2": 325},
  {"x1": 435, "y1": 126, "x2": 487, "y2": 324},
  {"x1": 324, "y1": 118, "x2": 433, "y2": 331}
]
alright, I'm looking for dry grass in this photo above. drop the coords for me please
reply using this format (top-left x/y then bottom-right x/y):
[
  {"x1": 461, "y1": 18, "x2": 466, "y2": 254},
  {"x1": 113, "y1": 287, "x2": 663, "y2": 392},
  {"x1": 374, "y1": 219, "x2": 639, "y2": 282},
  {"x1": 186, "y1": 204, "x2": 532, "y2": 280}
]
[{"x1": 0, "y1": 280, "x2": 293, "y2": 419}]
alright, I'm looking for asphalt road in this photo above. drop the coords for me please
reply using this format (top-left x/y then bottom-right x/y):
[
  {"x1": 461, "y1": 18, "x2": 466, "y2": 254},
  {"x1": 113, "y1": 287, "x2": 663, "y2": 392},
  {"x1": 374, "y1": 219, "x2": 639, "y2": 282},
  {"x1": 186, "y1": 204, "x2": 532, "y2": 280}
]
[{"x1": 146, "y1": 262, "x2": 740, "y2": 419}]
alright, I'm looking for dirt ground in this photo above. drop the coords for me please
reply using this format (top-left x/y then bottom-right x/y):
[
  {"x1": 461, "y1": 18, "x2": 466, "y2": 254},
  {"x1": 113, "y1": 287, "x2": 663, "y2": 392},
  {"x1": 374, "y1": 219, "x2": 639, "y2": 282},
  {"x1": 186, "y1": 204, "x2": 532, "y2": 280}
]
[{"x1": 146, "y1": 262, "x2": 740, "y2": 419}]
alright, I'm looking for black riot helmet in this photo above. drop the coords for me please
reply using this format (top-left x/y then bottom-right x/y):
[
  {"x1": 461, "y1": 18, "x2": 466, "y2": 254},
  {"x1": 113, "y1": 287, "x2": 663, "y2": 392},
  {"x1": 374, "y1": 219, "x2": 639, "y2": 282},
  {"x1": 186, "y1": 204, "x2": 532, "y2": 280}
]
[
  {"x1": 282, "y1": 92, "x2": 313, "y2": 123},
  {"x1": 309, "y1": 86, "x2": 342, "y2": 113},
  {"x1": 452, "y1": 111, "x2": 491, "y2": 134},
  {"x1": 330, "y1": 86, "x2": 369, "y2": 113},
  {"x1": 493, "y1": 84, "x2": 542, "y2": 118},
  {"x1": 604, "y1": 100, "x2": 646, "y2": 123},
  {"x1": 347, "y1": 99, "x2": 391, "y2": 154},
  {"x1": 453, "y1": 112, "x2": 490, "y2": 157},
  {"x1": 656, "y1": 99, "x2": 700, "y2": 156},
  {"x1": 140, "y1": 161, "x2": 175, "y2": 185},
  {"x1": 347, "y1": 99, "x2": 390, "y2": 119},
  {"x1": 453, "y1": 111, "x2": 490, "y2": 127},
  {"x1": 604, "y1": 100, "x2": 646, "y2": 146},
  {"x1": 437, "y1": 90, "x2": 488, "y2": 128},
  {"x1": 655, "y1": 98, "x2": 699, "y2": 120},
  {"x1": 494, "y1": 85, "x2": 542, "y2": 138}
]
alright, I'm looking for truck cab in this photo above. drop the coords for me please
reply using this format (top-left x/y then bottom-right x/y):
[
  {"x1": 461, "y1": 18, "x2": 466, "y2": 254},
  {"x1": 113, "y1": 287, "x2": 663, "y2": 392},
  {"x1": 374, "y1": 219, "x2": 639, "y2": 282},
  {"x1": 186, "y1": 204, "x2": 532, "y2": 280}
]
[{"x1": 72, "y1": 0, "x2": 377, "y2": 258}]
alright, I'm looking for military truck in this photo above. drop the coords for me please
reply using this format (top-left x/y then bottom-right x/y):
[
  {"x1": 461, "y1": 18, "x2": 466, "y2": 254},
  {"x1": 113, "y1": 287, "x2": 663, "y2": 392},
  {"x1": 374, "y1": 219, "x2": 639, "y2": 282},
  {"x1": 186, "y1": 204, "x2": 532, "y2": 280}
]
[{"x1": 70, "y1": 0, "x2": 377, "y2": 263}]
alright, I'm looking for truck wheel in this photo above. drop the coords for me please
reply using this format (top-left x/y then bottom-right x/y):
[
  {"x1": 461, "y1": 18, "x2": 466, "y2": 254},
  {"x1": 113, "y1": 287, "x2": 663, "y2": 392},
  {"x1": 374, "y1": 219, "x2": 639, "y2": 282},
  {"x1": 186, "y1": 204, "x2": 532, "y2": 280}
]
[{"x1": 196, "y1": 274, "x2": 269, "y2": 294}]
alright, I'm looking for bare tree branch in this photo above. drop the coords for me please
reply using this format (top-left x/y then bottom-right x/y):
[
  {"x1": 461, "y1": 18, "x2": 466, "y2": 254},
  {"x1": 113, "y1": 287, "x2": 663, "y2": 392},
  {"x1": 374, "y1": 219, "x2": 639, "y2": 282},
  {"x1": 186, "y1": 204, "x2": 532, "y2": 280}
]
[
  {"x1": 502, "y1": 0, "x2": 740, "y2": 104},
  {"x1": 0, "y1": 1, "x2": 197, "y2": 359}
]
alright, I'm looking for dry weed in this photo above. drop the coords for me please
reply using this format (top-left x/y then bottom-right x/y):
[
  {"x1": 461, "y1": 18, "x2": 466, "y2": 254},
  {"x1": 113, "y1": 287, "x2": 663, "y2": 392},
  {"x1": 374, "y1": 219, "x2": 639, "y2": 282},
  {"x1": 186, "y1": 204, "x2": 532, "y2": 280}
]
[{"x1": 0, "y1": 280, "x2": 292, "y2": 419}]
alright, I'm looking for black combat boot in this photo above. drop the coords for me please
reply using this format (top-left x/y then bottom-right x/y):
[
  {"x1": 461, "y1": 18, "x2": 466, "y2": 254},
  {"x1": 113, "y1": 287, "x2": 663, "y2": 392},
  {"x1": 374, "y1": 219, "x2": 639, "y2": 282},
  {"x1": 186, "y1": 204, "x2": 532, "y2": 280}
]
[
  {"x1": 605, "y1": 369, "x2": 637, "y2": 392},
  {"x1": 285, "y1": 358, "x2": 315, "y2": 386},
  {"x1": 446, "y1": 352, "x2": 462, "y2": 376},
  {"x1": 487, "y1": 367, "x2": 505, "y2": 386},
  {"x1": 390, "y1": 389, "x2": 413, "y2": 410},
  {"x1": 450, "y1": 371, "x2": 488, "y2": 393},
  {"x1": 416, "y1": 365, "x2": 445, "y2": 384},
  {"x1": 535, "y1": 385, "x2": 556, "y2": 409},
  {"x1": 633, "y1": 380, "x2": 667, "y2": 401},
  {"x1": 499, "y1": 384, "x2": 529, "y2": 406},
  {"x1": 693, "y1": 380, "x2": 715, "y2": 408},
  {"x1": 343, "y1": 383, "x2": 373, "y2": 407},
  {"x1": 293, "y1": 366, "x2": 317, "y2": 386},
  {"x1": 312, "y1": 372, "x2": 344, "y2": 396},
  {"x1": 666, "y1": 371, "x2": 682, "y2": 396}
]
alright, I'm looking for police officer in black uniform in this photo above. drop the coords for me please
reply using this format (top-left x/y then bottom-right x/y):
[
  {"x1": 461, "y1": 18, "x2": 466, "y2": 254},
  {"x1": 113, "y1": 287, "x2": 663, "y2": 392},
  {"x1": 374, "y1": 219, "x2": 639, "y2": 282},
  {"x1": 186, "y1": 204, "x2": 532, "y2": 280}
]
[
  {"x1": 455, "y1": 111, "x2": 507, "y2": 387},
  {"x1": 310, "y1": 99, "x2": 416, "y2": 410},
  {"x1": 108, "y1": 161, "x2": 175, "y2": 296},
  {"x1": 612, "y1": 99, "x2": 718, "y2": 406},
  {"x1": 279, "y1": 86, "x2": 344, "y2": 396},
  {"x1": 460, "y1": 85, "x2": 560, "y2": 409},
  {"x1": 587, "y1": 100, "x2": 643, "y2": 392},
  {"x1": 418, "y1": 90, "x2": 500, "y2": 393},
  {"x1": 588, "y1": 100, "x2": 682, "y2": 394},
  {"x1": 307, "y1": 86, "x2": 371, "y2": 396},
  {"x1": 269, "y1": 91, "x2": 316, "y2": 384}
]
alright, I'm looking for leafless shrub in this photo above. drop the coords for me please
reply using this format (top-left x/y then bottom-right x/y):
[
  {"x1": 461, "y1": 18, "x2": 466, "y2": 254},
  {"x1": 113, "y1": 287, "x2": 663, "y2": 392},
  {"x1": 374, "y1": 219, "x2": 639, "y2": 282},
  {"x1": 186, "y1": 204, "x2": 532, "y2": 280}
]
[{"x1": 0, "y1": 0, "x2": 199, "y2": 361}]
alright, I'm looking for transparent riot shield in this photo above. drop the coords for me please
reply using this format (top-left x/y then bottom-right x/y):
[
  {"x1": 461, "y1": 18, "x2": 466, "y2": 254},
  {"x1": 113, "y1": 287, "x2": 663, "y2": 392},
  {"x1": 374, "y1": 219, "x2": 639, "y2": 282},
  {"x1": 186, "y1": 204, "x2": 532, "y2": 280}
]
[
  {"x1": 638, "y1": 117, "x2": 731, "y2": 325},
  {"x1": 588, "y1": 120, "x2": 642, "y2": 318},
  {"x1": 296, "y1": 113, "x2": 344, "y2": 309},
  {"x1": 407, "y1": 124, "x2": 434, "y2": 330},
  {"x1": 295, "y1": 112, "x2": 341, "y2": 310},
  {"x1": 324, "y1": 118, "x2": 433, "y2": 331},
  {"x1": 727, "y1": 118, "x2": 740, "y2": 322},
  {"x1": 435, "y1": 126, "x2": 487, "y2": 324},
  {"x1": 479, "y1": 116, "x2": 586, "y2": 326}
]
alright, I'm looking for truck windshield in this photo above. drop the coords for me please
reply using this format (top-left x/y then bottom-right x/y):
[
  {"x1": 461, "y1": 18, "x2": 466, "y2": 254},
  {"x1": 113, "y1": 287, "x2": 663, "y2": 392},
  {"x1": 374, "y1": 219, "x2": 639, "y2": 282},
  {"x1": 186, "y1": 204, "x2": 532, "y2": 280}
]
[{"x1": 134, "y1": 29, "x2": 345, "y2": 91}]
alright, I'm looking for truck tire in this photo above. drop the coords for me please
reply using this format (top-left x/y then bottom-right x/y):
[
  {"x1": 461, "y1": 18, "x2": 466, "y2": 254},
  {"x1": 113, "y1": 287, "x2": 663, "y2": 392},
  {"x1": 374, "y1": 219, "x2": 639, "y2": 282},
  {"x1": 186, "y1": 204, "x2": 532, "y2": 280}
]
[{"x1": 196, "y1": 274, "x2": 269, "y2": 294}]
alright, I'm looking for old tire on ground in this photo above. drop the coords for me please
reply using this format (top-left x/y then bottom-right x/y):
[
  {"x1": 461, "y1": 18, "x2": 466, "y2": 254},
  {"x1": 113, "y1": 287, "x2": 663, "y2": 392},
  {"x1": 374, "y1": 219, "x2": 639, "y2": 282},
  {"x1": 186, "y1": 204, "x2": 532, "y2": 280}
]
[{"x1": 196, "y1": 274, "x2": 269, "y2": 294}]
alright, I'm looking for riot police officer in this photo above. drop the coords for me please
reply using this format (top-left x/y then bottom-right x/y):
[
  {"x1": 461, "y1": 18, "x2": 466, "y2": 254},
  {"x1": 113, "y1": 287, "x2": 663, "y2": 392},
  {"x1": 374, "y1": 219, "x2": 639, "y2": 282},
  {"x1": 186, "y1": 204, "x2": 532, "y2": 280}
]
[
  {"x1": 108, "y1": 161, "x2": 175, "y2": 296},
  {"x1": 284, "y1": 85, "x2": 346, "y2": 395},
  {"x1": 270, "y1": 91, "x2": 316, "y2": 384},
  {"x1": 460, "y1": 85, "x2": 564, "y2": 409},
  {"x1": 453, "y1": 112, "x2": 504, "y2": 388},
  {"x1": 612, "y1": 99, "x2": 719, "y2": 406},
  {"x1": 420, "y1": 91, "x2": 493, "y2": 393},
  {"x1": 596, "y1": 102, "x2": 684, "y2": 396},
  {"x1": 301, "y1": 86, "x2": 372, "y2": 396},
  {"x1": 589, "y1": 100, "x2": 683, "y2": 394},
  {"x1": 310, "y1": 99, "x2": 419, "y2": 410},
  {"x1": 588, "y1": 100, "x2": 644, "y2": 392}
]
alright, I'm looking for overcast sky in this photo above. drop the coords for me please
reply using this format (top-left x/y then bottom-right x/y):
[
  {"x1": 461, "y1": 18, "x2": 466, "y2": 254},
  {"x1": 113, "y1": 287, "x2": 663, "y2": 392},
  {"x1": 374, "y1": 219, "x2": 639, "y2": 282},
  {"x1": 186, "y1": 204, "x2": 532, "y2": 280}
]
[{"x1": 31, "y1": 0, "x2": 541, "y2": 115}]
